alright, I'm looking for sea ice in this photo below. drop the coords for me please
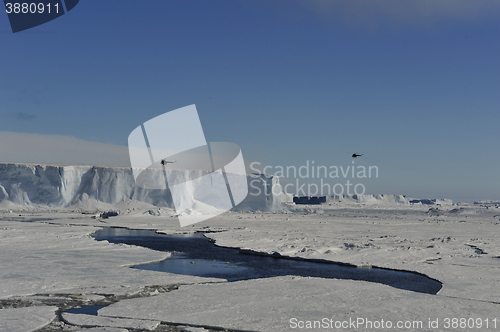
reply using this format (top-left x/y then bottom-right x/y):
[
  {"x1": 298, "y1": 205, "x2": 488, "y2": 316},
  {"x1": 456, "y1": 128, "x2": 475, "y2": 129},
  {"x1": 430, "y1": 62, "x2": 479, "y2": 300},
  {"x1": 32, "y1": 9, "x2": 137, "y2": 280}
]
[
  {"x1": 62, "y1": 312, "x2": 160, "y2": 330},
  {"x1": 0, "y1": 306, "x2": 57, "y2": 332},
  {"x1": 1, "y1": 193, "x2": 499, "y2": 331}
]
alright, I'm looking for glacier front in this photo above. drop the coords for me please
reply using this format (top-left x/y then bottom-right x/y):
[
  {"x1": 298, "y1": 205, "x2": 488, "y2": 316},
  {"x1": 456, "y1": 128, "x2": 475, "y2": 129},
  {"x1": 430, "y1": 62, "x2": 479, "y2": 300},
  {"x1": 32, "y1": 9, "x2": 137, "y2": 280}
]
[{"x1": 0, "y1": 163, "x2": 281, "y2": 212}]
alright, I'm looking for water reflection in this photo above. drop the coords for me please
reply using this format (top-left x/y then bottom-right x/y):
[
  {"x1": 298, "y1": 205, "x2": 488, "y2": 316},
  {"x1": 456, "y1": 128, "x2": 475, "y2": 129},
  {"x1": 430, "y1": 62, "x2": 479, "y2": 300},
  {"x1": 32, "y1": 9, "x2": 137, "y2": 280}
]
[{"x1": 93, "y1": 228, "x2": 442, "y2": 294}]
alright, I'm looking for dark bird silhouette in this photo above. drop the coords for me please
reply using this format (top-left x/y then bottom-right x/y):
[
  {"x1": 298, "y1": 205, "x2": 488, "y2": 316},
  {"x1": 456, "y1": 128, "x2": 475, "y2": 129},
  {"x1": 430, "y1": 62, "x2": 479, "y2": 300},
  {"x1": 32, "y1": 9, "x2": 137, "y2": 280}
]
[
  {"x1": 352, "y1": 153, "x2": 363, "y2": 158},
  {"x1": 160, "y1": 159, "x2": 175, "y2": 166}
]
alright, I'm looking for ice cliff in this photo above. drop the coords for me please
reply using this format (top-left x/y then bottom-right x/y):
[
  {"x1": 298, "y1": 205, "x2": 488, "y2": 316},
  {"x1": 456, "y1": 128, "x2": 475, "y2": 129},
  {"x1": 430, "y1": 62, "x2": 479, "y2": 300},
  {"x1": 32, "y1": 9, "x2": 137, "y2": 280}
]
[
  {"x1": 328, "y1": 194, "x2": 410, "y2": 204},
  {"x1": 292, "y1": 194, "x2": 452, "y2": 205},
  {"x1": 0, "y1": 163, "x2": 281, "y2": 212}
]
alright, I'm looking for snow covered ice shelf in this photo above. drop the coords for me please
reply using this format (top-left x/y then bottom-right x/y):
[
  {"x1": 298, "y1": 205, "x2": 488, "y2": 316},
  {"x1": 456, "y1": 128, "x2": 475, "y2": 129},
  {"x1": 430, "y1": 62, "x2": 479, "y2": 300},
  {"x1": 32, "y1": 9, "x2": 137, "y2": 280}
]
[
  {"x1": 203, "y1": 206, "x2": 500, "y2": 303},
  {"x1": 0, "y1": 203, "x2": 499, "y2": 331},
  {"x1": 0, "y1": 219, "x2": 222, "y2": 299},
  {"x1": 97, "y1": 276, "x2": 500, "y2": 332}
]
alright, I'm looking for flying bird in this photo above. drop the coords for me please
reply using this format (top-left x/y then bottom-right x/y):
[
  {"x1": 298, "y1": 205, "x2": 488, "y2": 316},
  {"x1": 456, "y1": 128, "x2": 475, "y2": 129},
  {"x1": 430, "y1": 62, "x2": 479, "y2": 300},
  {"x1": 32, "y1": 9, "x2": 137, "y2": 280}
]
[
  {"x1": 352, "y1": 153, "x2": 363, "y2": 158},
  {"x1": 160, "y1": 159, "x2": 175, "y2": 166}
]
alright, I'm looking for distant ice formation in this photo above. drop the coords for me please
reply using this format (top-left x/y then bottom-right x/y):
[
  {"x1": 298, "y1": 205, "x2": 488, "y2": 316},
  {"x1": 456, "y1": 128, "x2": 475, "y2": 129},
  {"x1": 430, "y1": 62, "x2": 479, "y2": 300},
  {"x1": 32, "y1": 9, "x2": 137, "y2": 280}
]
[
  {"x1": 0, "y1": 163, "x2": 281, "y2": 212},
  {"x1": 292, "y1": 194, "x2": 452, "y2": 205},
  {"x1": 328, "y1": 194, "x2": 410, "y2": 205},
  {"x1": 409, "y1": 198, "x2": 453, "y2": 205},
  {"x1": 474, "y1": 200, "x2": 500, "y2": 205}
]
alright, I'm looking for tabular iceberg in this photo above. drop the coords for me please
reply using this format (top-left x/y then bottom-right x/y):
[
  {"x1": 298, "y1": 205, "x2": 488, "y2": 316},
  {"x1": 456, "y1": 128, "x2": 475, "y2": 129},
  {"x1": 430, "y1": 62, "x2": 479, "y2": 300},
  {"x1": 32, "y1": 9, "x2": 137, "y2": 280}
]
[{"x1": 0, "y1": 163, "x2": 281, "y2": 212}]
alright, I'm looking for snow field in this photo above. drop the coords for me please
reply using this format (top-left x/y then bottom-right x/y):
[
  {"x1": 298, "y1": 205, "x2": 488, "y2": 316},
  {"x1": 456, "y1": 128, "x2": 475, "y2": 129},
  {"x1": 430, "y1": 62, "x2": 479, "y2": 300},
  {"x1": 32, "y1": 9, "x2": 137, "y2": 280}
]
[{"x1": 0, "y1": 203, "x2": 499, "y2": 331}]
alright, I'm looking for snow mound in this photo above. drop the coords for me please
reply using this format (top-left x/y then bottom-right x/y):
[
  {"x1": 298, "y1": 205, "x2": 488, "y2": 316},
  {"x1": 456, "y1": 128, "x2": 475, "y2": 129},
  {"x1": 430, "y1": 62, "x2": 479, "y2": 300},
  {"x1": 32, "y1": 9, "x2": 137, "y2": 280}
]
[
  {"x1": 409, "y1": 198, "x2": 453, "y2": 205},
  {"x1": 177, "y1": 200, "x2": 225, "y2": 216},
  {"x1": 178, "y1": 208, "x2": 203, "y2": 216},
  {"x1": 145, "y1": 208, "x2": 176, "y2": 217}
]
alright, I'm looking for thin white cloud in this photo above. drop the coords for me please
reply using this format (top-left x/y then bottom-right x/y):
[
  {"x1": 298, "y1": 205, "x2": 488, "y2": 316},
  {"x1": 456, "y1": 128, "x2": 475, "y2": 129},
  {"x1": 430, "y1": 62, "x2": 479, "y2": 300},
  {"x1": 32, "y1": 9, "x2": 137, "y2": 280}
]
[
  {"x1": 301, "y1": 0, "x2": 500, "y2": 26},
  {"x1": 0, "y1": 132, "x2": 130, "y2": 166}
]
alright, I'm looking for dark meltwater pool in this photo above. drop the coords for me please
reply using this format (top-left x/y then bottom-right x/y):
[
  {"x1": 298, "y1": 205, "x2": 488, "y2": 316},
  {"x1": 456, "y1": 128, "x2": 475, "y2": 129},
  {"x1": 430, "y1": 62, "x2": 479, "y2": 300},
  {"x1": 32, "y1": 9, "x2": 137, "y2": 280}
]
[{"x1": 92, "y1": 228, "x2": 442, "y2": 294}]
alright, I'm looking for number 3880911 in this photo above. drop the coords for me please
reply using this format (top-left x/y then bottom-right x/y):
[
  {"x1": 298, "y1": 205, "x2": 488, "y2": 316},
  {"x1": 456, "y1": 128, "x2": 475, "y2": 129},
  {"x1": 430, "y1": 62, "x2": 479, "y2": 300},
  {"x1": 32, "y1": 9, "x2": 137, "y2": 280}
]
[{"x1": 5, "y1": 2, "x2": 60, "y2": 14}]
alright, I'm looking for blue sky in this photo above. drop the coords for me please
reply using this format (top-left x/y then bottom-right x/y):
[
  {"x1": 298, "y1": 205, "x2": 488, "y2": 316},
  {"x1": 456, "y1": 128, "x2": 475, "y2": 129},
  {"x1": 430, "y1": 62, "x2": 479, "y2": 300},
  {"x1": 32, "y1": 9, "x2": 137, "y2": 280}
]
[{"x1": 1, "y1": 0, "x2": 499, "y2": 202}]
